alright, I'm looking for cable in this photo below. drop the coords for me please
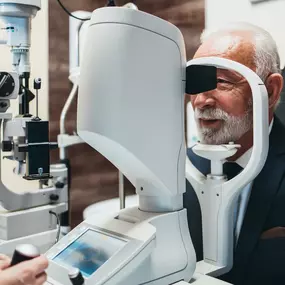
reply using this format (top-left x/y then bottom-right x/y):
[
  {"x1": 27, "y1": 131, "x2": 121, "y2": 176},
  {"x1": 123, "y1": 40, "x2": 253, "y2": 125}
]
[
  {"x1": 49, "y1": 210, "x2": 61, "y2": 244},
  {"x1": 57, "y1": 0, "x2": 119, "y2": 20},
  {"x1": 56, "y1": 0, "x2": 91, "y2": 21},
  {"x1": 59, "y1": 82, "x2": 78, "y2": 160},
  {"x1": 106, "y1": 0, "x2": 116, "y2": 6}
]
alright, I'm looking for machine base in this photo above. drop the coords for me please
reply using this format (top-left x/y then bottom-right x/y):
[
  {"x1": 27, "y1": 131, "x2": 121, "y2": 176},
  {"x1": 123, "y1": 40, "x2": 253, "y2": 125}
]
[
  {"x1": 44, "y1": 272, "x2": 232, "y2": 285},
  {"x1": 189, "y1": 273, "x2": 232, "y2": 284},
  {"x1": 0, "y1": 228, "x2": 58, "y2": 256},
  {"x1": 0, "y1": 203, "x2": 67, "y2": 240},
  {"x1": 45, "y1": 207, "x2": 196, "y2": 285}
]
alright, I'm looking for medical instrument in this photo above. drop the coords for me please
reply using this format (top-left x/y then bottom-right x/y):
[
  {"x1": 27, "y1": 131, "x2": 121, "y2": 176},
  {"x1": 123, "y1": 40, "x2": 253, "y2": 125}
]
[
  {"x1": 0, "y1": 0, "x2": 68, "y2": 255},
  {"x1": 58, "y1": 2, "x2": 139, "y2": 233},
  {"x1": 186, "y1": 57, "x2": 268, "y2": 277},
  {"x1": 0, "y1": 2, "x2": 268, "y2": 284},
  {"x1": 44, "y1": 7, "x2": 268, "y2": 285},
  {"x1": 10, "y1": 244, "x2": 40, "y2": 265}
]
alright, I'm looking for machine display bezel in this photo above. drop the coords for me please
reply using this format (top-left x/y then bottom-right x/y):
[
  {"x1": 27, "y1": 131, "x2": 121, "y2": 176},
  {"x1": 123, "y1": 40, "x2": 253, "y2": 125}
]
[
  {"x1": 50, "y1": 226, "x2": 130, "y2": 278},
  {"x1": 46, "y1": 219, "x2": 156, "y2": 285}
]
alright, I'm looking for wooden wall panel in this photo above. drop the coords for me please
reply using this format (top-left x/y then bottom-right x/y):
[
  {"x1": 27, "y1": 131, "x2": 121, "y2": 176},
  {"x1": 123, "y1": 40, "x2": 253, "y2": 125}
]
[{"x1": 49, "y1": 0, "x2": 204, "y2": 228}]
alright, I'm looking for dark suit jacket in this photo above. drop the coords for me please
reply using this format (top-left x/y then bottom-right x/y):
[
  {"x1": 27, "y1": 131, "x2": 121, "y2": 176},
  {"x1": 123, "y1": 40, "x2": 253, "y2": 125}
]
[{"x1": 184, "y1": 117, "x2": 285, "y2": 285}]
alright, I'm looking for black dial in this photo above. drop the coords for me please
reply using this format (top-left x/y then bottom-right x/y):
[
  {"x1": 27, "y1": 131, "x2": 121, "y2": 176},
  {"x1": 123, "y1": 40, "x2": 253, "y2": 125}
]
[{"x1": 0, "y1": 72, "x2": 15, "y2": 97}]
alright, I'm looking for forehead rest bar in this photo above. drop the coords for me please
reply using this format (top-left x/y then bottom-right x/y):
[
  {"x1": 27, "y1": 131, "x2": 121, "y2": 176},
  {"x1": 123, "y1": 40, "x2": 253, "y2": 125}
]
[{"x1": 186, "y1": 65, "x2": 217, "y2": 95}]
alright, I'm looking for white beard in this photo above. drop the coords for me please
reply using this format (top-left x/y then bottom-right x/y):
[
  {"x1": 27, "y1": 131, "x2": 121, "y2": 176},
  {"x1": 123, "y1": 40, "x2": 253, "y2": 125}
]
[{"x1": 194, "y1": 104, "x2": 253, "y2": 145}]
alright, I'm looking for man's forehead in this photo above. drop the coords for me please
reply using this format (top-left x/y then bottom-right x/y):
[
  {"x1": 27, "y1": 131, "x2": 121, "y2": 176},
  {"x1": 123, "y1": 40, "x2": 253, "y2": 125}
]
[
  {"x1": 217, "y1": 68, "x2": 244, "y2": 80},
  {"x1": 194, "y1": 32, "x2": 256, "y2": 71}
]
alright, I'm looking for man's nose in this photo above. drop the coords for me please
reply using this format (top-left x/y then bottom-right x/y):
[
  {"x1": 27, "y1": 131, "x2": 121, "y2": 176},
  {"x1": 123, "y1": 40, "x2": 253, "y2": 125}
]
[{"x1": 193, "y1": 92, "x2": 216, "y2": 109}]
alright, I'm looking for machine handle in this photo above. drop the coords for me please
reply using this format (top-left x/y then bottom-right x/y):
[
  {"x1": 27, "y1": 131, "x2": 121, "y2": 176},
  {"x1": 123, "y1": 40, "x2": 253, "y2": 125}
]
[{"x1": 10, "y1": 244, "x2": 40, "y2": 266}]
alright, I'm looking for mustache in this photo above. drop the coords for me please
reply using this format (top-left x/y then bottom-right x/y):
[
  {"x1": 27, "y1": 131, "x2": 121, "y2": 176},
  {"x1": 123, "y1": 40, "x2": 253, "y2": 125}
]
[{"x1": 194, "y1": 108, "x2": 230, "y2": 121}]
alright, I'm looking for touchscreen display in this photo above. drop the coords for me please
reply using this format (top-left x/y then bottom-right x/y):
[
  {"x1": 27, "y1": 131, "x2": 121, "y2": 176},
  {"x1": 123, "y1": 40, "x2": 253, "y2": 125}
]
[{"x1": 53, "y1": 229, "x2": 127, "y2": 277}]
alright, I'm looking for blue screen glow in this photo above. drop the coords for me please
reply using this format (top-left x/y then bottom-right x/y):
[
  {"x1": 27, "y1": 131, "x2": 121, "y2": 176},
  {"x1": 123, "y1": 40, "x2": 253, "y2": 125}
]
[{"x1": 53, "y1": 229, "x2": 127, "y2": 277}]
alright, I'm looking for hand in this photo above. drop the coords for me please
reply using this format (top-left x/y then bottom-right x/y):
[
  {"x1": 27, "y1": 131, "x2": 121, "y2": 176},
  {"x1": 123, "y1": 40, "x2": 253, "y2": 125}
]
[
  {"x1": 261, "y1": 227, "x2": 285, "y2": 239},
  {"x1": 0, "y1": 255, "x2": 48, "y2": 285}
]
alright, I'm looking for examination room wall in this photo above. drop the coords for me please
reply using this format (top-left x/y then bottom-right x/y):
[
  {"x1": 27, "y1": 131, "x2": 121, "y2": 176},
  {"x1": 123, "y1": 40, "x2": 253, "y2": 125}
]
[{"x1": 48, "y1": 0, "x2": 204, "y2": 228}]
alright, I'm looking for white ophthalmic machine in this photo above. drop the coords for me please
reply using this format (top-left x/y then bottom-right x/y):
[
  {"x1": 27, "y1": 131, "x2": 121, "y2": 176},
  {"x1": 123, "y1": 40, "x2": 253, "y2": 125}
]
[
  {"x1": 0, "y1": 1, "x2": 270, "y2": 285},
  {"x1": 45, "y1": 4, "x2": 269, "y2": 285}
]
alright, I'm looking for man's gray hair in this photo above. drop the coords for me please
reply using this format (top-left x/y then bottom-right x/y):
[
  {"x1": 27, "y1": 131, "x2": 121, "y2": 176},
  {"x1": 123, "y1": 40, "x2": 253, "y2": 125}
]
[{"x1": 201, "y1": 22, "x2": 281, "y2": 81}]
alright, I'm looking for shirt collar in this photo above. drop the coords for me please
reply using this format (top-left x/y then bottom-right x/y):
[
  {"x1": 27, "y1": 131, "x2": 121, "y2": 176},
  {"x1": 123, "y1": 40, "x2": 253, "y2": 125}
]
[{"x1": 235, "y1": 118, "x2": 274, "y2": 168}]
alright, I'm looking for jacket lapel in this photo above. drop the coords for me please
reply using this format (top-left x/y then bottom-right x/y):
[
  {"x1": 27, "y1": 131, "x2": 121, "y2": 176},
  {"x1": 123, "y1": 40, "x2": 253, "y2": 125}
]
[
  {"x1": 187, "y1": 147, "x2": 210, "y2": 175},
  {"x1": 233, "y1": 117, "x2": 285, "y2": 280}
]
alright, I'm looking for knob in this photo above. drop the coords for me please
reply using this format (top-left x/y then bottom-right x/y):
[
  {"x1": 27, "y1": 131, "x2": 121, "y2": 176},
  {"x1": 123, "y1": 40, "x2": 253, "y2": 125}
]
[
  {"x1": 0, "y1": 72, "x2": 16, "y2": 97},
  {"x1": 34, "y1": 78, "x2": 42, "y2": 90},
  {"x1": 11, "y1": 244, "x2": 40, "y2": 266},
  {"x1": 55, "y1": 181, "x2": 65, "y2": 189},
  {"x1": 2, "y1": 140, "x2": 12, "y2": 152},
  {"x1": 50, "y1": 194, "x2": 59, "y2": 201},
  {"x1": 68, "y1": 268, "x2": 85, "y2": 285},
  {"x1": 0, "y1": 101, "x2": 8, "y2": 108}
]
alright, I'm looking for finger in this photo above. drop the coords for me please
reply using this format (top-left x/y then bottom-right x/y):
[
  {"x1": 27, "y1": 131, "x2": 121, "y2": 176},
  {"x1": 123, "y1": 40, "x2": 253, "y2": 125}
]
[
  {"x1": 0, "y1": 267, "x2": 36, "y2": 285},
  {"x1": 2, "y1": 256, "x2": 49, "y2": 285},
  {"x1": 0, "y1": 254, "x2": 11, "y2": 270},
  {"x1": 17, "y1": 269, "x2": 36, "y2": 284},
  {"x1": 16, "y1": 255, "x2": 49, "y2": 276},
  {"x1": 0, "y1": 254, "x2": 11, "y2": 262},
  {"x1": 34, "y1": 272, "x2": 47, "y2": 285},
  {"x1": 0, "y1": 259, "x2": 11, "y2": 271}
]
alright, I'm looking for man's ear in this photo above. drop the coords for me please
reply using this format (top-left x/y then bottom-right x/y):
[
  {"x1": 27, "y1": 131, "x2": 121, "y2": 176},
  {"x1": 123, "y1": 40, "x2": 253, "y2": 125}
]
[{"x1": 265, "y1": 73, "x2": 284, "y2": 108}]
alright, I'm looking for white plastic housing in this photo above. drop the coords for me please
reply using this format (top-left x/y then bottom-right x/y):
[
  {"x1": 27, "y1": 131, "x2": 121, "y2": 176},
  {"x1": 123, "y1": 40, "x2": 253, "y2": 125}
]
[
  {"x1": 186, "y1": 57, "x2": 269, "y2": 275},
  {"x1": 192, "y1": 144, "x2": 240, "y2": 176},
  {"x1": 0, "y1": 0, "x2": 40, "y2": 9},
  {"x1": 77, "y1": 7, "x2": 186, "y2": 212},
  {"x1": 69, "y1": 11, "x2": 91, "y2": 81},
  {"x1": 0, "y1": 1, "x2": 40, "y2": 47}
]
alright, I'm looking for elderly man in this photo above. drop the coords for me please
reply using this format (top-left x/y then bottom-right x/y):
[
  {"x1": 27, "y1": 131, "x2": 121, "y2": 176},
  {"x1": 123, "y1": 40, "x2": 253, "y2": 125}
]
[{"x1": 184, "y1": 23, "x2": 285, "y2": 285}]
